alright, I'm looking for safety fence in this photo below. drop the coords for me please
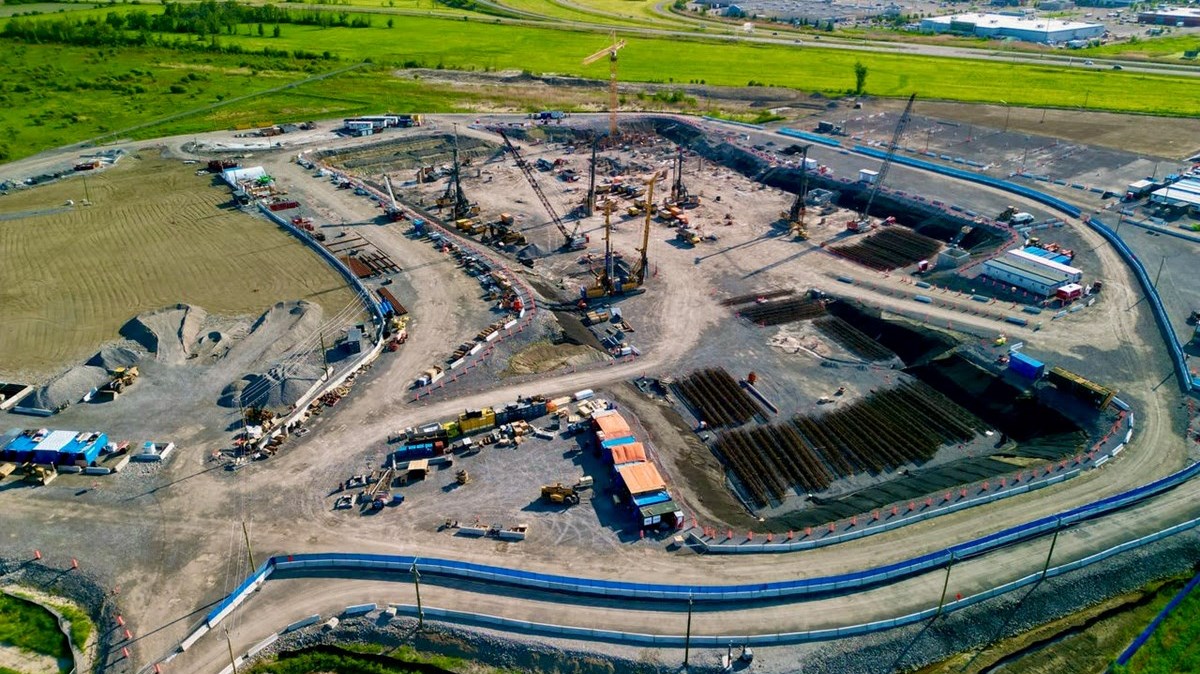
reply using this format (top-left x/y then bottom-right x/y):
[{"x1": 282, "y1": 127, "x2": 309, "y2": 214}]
[
  {"x1": 189, "y1": 511, "x2": 1200, "y2": 666},
  {"x1": 1083, "y1": 217, "x2": 1193, "y2": 394},
  {"x1": 850, "y1": 146, "x2": 1082, "y2": 218},
  {"x1": 692, "y1": 406, "x2": 1131, "y2": 553},
  {"x1": 1114, "y1": 568, "x2": 1200, "y2": 667},
  {"x1": 257, "y1": 203, "x2": 384, "y2": 332},
  {"x1": 253, "y1": 205, "x2": 387, "y2": 446},
  {"x1": 183, "y1": 455, "x2": 1200, "y2": 633},
  {"x1": 799, "y1": 139, "x2": 1190, "y2": 394}
]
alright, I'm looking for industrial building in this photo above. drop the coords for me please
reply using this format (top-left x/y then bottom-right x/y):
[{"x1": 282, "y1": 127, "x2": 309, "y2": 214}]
[
  {"x1": 982, "y1": 248, "x2": 1083, "y2": 296},
  {"x1": 1149, "y1": 178, "x2": 1200, "y2": 213},
  {"x1": 920, "y1": 13, "x2": 1104, "y2": 43},
  {"x1": 1, "y1": 429, "x2": 108, "y2": 466},
  {"x1": 1138, "y1": 7, "x2": 1200, "y2": 26}
]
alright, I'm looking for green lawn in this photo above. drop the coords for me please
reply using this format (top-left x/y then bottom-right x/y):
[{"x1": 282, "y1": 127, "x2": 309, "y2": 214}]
[
  {"x1": 1, "y1": 5, "x2": 1199, "y2": 161},
  {"x1": 1082, "y1": 34, "x2": 1200, "y2": 60},
  {"x1": 1122, "y1": 581, "x2": 1200, "y2": 673},
  {"x1": 0, "y1": 593, "x2": 70, "y2": 664},
  {"x1": 107, "y1": 17, "x2": 1199, "y2": 115}
]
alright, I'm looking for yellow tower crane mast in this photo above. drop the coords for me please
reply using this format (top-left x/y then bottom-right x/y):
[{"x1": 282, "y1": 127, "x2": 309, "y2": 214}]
[{"x1": 582, "y1": 31, "x2": 628, "y2": 138}]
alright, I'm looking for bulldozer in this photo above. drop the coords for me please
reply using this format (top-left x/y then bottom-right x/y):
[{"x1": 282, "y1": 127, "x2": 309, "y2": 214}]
[
  {"x1": 541, "y1": 483, "x2": 580, "y2": 506},
  {"x1": 108, "y1": 366, "x2": 139, "y2": 393}
]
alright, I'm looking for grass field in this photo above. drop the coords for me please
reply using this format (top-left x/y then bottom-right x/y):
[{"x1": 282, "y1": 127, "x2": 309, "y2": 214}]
[
  {"x1": 247, "y1": 644, "x2": 523, "y2": 674},
  {"x1": 109, "y1": 17, "x2": 1200, "y2": 114},
  {"x1": 0, "y1": 156, "x2": 358, "y2": 379},
  {"x1": 1082, "y1": 34, "x2": 1200, "y2": 60},
  {"x1": 1120, "y1": 578, "x2": 1200, "y2": 673},
  {"x1": 0, "y1": 4, "x2": 1197, "y2": 160},
  {"x1": 0, "y1": 594, "x2": 70, "y2": 671}
]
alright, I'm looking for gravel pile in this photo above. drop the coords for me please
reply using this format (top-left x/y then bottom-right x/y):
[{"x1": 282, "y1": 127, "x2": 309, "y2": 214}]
[{"x1": 27, "y1": 364, "x2": 110, "y2": 410}]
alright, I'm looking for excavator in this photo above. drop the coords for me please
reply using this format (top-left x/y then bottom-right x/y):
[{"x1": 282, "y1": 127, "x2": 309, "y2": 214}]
[{"x1": 495, "y1": 129, "x2": 587, "y2": 251}]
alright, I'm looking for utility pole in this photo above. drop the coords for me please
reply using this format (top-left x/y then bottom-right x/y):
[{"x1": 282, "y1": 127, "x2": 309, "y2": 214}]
[
  {"x1": 241, "y1": 520, "x2": 255, "y2": 569},
  {"x1": 683, "y1": 594, "x2": 694, "y2": 668},
  {"x1": 319, "y1": 333, "x2": 329, "y2": 378},
  {"x1": 1153, "y1": 256, "x2": 1166, "y2": 289},
  {"x1": 935, "y1": 551, "x2": 955, "y2": 617},
  {"x1": 224, "y1": 627, "x2": 238, "y2": 674},
  {"x1": 1041, "y1": 518, "x2": 1062, "y2": 580},
  {"x1": 410, "y1": 561, "x2": 424, "y2": 629}
]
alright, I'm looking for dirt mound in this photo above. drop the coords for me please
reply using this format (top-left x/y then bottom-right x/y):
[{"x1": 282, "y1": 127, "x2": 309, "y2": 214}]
[
  {"x1": 28, "y1": 364, "x2": 110, "y2": 410},
  {"x1": 120, "y1": 304, "x2": 209, "y2": 365},
  {"x1": 226, "y1": 301, "x2": 323, "y2": 367},
  {"x1": 86, "y1": 343, "x2": 145, "y2": 371},
  {"x1": 504, "y1": 341, "x2": 602, "y2": 376}
]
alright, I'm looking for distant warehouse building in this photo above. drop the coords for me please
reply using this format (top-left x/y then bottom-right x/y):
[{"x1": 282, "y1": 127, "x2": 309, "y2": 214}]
[
  {"x1": 982, "y1": 248, "x2": 1083, "y2": 296},
  {"x1": 920, "y1": 13, "x2": 1104, "y2": 43},
  {"x1": 1149, "y1": 178, "x2": 1200, "y2": 213},
  {"x1": 1138, "y1": 7, "x2": 1200, "y2": 26}
]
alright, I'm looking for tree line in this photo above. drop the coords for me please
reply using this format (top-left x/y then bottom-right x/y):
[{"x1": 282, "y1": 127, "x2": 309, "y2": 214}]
[{"x1": 1, "y1": 0, "x2": 372, "y2": 49}]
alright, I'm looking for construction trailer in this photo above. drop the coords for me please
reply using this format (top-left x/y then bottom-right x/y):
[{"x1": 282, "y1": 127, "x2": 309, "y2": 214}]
[{"x1": 1007, "y1": 351, "x2": 1046, "y2": 380}]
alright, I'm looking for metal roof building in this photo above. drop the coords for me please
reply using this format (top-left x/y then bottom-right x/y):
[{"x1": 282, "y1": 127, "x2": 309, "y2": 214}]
[
  {"x1": 1149, "y1": 179, "x2": 1200, "y2": 211},
  {"x1": 920, "y1": 13, "x2": 1104, "y2": 43},
  {"x1": 982, "y1": 249, "x2": 1082, "y2": 296},
  {"x1": 1138, "y1": 7, "x2": 1200, "y2": 26},
  {"x1": 2, "y1": 429, "x2": 107, "y2": 466}
]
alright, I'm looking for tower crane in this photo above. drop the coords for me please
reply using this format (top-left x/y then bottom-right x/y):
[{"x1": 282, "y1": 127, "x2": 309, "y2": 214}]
[
  {"x1": 495, "y1": 129, "x2": 587, "y2": 251},
  {"x1": 582, "y1": 31, "x2": 627, "y2": 139},
  {"x1": 856, "y1": 93, "x2": 916, "y2": 230}
]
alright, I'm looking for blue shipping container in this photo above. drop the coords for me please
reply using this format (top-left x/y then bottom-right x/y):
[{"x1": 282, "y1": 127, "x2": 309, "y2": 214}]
[{"x1": 1008, "y1": 351, "x2": 1046, "y2": 380}]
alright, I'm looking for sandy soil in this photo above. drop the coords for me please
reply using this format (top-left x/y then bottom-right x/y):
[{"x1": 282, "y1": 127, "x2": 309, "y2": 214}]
[{"x1": 0, "y1": 154, "x2": 357, "y2": 381}]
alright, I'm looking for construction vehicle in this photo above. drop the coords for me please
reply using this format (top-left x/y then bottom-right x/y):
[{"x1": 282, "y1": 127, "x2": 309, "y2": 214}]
[
  {"x1": 781, "y1": 144, "x2": 812, "y2": 239},
  {"x1": 581, "y1": 31, "x2": 628, "y2": 138},
  {"x1": 382, "y1": 176, "x2": 405, "y2": 222},
  {"x1": 541, "y1": 482, "x2": 581, "y2": 505},
  {"x1": 676, "y1": 227, "x2": 700, "y2": 246},
  {"x1": 997, "y1": 205, "x2": 1017, "y2": 222},
  {"x1": 855, "y1": 93, "x2": 916, "y2": 230},
  {"x1": 495, "y1": 129, "x2": 587, "y2": 251},
  {"x1": 456, "y1": 469, "x2": 471, "y2": 485},
  {"x1": 582, "y1": 170, "x2": 663, "y2": 301},
  {"x1": 436, "y1": 134, "x2": 479, "y2": 221},
  {"x1": 668, "y1": 146, "x2": 700, "y2": 209},
  {"x1": 109, "y1": 366, "x2": 138, "y2": 393},
  {"x1": 24, "y1": 464, "x2": 57, "y2": 486}
]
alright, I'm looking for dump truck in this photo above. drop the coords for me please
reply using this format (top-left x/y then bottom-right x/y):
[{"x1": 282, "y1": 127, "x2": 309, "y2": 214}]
[{"x1": 541, "y1": 483, "x2": 580, "y2": 505}]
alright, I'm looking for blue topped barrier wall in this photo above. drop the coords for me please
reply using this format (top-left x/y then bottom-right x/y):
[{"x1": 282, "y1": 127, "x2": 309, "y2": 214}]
[
  {"x1": 1115, "y1": 569, "x2": 1200, "y2": 666},
  {"x1": 850, "y1": 146, "x2": 1081, "y2": 218},
  {"x1": 216, "y1": 460, "x2": 1200, "y2": 609},
  {"x1": 778, "y1": 128, "x2": 844, "y2": 148},
  {"x1": 838, "y1": 145, "x2": 1189, "y2": 393}
]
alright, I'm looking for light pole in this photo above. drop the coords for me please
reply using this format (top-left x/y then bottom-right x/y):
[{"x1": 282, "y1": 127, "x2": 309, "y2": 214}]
[
  {"x1": 936, "y1": 551, "x2": 955, "y2": 617},
  {"x1": 1041, "y1": 518, "x2": 1062, "y2": 580},
  {"x1": 1001, "y1": 100, "x2": 1011, "y2": 133}
]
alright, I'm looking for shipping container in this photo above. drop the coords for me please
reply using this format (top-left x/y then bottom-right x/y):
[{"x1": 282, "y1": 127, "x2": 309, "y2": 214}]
[{"x1": 1007, "y1": 351, "x2": 1046, "y2": 380}]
